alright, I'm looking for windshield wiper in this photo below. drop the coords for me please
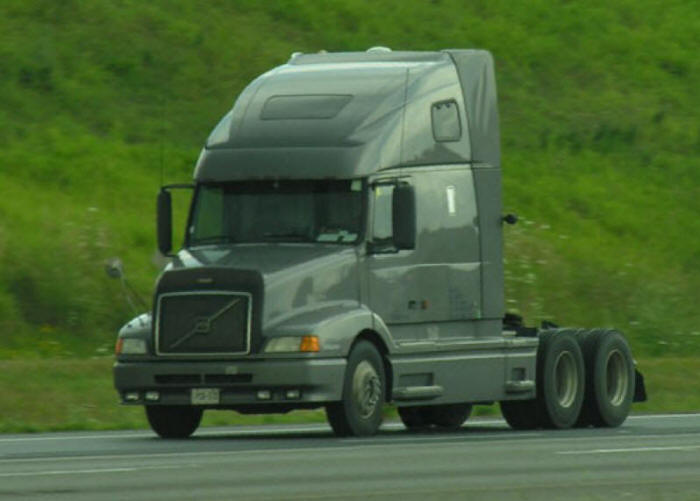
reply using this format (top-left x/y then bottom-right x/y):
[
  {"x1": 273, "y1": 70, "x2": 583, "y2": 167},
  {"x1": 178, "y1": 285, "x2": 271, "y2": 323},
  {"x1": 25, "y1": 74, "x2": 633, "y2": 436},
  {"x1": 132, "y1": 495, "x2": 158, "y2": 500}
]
[
  {"x1": 189, "y1": 235, "x2": 236, "y2": 246},
  {"x1": 262, "y1": 232, "x2": 313, "y2": 242}
]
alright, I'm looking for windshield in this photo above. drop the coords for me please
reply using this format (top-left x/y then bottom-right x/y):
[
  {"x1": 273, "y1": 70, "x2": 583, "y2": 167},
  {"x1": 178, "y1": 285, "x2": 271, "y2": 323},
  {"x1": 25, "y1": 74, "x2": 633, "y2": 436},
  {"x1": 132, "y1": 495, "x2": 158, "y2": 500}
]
[{"x1": 188, "y1": 179, "x2": 364, "y2": 246}]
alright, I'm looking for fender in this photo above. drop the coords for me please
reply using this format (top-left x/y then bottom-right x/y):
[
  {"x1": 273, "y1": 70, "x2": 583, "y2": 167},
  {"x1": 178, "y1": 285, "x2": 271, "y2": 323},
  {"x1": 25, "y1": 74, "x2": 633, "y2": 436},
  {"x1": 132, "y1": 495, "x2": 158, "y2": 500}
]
[
  {"x1": 117, "y1": 312, "x2": 151, "y2": 339},
  {"x1": 264, "y1": 302, "x2": 394, "y2": 356}
]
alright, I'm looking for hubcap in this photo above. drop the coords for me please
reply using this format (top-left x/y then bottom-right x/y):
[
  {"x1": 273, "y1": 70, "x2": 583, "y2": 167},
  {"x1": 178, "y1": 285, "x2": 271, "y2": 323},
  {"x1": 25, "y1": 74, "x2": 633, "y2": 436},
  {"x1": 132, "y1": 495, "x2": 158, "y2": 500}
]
[
  {"x1": 352, "y1": 361, "x2": 382, "y2": 419},
  {"x1": 605, "y1": 349, "x2": 629, "y2": 406},
  {"x1": 554, "y1": 351, "x2": 578, "y2": 408}
]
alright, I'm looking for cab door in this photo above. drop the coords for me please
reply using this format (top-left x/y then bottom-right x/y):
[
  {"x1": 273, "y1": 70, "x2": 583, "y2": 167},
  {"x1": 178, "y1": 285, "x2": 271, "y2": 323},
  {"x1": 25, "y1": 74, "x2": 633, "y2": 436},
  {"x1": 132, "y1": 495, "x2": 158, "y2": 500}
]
[
  {"x1": 364, "y1": 169, "x2": 482, "y2": 346},
  {"x1": 365, "y1": 177, "x2": 420, "y2": 344}
]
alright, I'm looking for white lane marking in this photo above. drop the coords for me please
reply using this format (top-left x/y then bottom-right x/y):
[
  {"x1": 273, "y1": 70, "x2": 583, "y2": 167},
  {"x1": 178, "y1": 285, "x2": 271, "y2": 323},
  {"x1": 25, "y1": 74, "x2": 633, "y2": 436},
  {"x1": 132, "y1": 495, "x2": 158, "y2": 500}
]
[
  {"x1": 0, "y1": 468, "x2": 135, "y2": 477},
  {"x1": 0, "y1": 414, "x2": 697, "y2": 444},
  {"x1": 627, "y1": 413, "x2": 700, "y2": 420},
  {"x1": 344, "y1": 432, "x2": 543, "y2": 444},
  {"x1": 3, "y1": 429, "x2": 699, "y2": 466},
  {"x1": 0, "y1": 465, "x2": 182, "y2": 478},
  {"x1": 0, "y1": 433, "x2": 152, "y2": 443},
  {"x1": 592, "y1": 432, "x2": 700, "y2": 441},
  {"x1": 558, "y1": 445, "x2": 700, "y2": 455},
  {"x1": 0, "y1": 436, "x2": 542, "y2": 466},
  {"x1": 0, "y1": 419, "x2": 504, "y2": 443},
  {"x1": 0, "y1": 425, "x2": 330, "y2": 443},
  {"x1": 2, "y1": 412, "x2": 698, "y2": 444},
  {"x1": 1, "y1": 428, "x2": 683, "y2": 466}
]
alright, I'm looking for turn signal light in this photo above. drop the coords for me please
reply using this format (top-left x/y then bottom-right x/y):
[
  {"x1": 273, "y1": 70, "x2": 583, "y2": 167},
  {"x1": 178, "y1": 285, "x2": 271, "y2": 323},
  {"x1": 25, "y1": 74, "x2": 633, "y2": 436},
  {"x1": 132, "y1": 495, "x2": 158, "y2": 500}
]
[
  {"x1": 115, "y1": 338, "x2": 147, "y2": 355},
  {"x1": 299, "y1": 335, "x2": 320, "y2": 352},
  {"x1": 115, "y1": 338, "x2": 124, "y2": 356},
  {"x1": 264, "y1": 335, "x2": 321, "y2": 353}
]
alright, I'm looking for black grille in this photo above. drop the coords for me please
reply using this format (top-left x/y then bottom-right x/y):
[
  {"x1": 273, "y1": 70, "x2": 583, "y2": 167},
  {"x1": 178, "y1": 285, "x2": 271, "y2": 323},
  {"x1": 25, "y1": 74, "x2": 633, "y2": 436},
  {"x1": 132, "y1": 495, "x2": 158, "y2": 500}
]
[
  {"x1": 204, "y1": 374, "x2": 253, "y2": 384},
  {"x1": 155, "y1": 374, "x2": 201, "y2": 385},
  {"x1": 156, "y1": 292, "x2": 251, "y2": 355},
  {"x1": 154, "y1": 374, "x2": 253, "y2": 385}
]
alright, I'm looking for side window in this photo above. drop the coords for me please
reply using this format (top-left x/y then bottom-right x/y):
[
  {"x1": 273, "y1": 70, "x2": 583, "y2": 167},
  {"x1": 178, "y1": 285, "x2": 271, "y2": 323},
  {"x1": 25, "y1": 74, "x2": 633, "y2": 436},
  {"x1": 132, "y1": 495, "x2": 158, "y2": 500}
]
[
  {"x1": 372, "y1": 184, "x2": 395, "y2": 247},
  {"x1": 431, "y1": 100, "x2": 461, "y2": 142}
]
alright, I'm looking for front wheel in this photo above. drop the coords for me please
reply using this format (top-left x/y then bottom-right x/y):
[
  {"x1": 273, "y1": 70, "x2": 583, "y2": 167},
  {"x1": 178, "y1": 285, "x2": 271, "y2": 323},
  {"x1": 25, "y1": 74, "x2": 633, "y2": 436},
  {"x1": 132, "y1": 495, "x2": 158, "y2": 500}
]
[
  {"x1": 326, "y1": 340, "x2": 385, "y2": 437},
  {"x1": 145, "y1": 405, "x2": 203, "y2": 438}
]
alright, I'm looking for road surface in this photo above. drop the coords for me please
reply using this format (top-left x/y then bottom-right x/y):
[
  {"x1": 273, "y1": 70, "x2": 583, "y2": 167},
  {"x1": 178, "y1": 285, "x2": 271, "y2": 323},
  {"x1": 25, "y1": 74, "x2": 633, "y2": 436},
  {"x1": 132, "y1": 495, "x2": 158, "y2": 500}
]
[{"x1": 1, "y1": 414, "x2": 699, "y2": 500}]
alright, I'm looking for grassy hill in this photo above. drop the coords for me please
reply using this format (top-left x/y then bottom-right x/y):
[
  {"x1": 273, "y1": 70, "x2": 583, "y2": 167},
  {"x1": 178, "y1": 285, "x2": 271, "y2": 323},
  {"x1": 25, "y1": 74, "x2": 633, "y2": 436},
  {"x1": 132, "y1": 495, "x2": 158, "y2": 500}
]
[{"x1": 1, "y1": 0, "x2": 699, "y2": 363}]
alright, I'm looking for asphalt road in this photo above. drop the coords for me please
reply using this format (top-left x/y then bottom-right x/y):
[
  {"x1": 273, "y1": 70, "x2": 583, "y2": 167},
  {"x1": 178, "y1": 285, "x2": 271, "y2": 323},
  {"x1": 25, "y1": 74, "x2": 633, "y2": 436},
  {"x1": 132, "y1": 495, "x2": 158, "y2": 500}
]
[{"x1": 1, "y1": 414, "x2": 699, "y2": 501}]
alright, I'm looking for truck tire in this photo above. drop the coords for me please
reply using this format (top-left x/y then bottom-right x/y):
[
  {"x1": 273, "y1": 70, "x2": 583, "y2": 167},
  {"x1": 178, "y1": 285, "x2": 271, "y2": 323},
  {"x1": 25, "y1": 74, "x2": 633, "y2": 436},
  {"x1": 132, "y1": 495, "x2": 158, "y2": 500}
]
[
  {"x1": 536, "y1": 330, "x2": 586, "y2": 429},
  {"x1": 326, "y1": 340, "x2": 385, "y2": 437},
  {"x1": 398, "y1": 404, "x2": 472, "y2": 431},
  {"x1": 398, "y1": 406, "x2": 431, "y2": 430},
  {"x1": 500, "y1": 399, "x2": 539, "y2": 430},
  {"x1": 501, "y1": 330, "x2": 585, "y2": 430},
  {"x1": 428, "y1": 404, "x2": 472, "y2": 429},
  {"x1": 576, "y1": 329, "x2": 635, "y2": 427},
  {"x1": 145, "y1": 405, "x2": 203, "y2": 438}
]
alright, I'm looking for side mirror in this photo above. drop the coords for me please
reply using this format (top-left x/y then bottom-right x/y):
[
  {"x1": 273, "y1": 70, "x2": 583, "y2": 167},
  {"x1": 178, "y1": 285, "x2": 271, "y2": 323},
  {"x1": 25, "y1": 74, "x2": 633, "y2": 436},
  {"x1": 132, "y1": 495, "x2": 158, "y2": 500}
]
[
  {"x1": 392, "y1": 184, "x2": 416, "y2": 250},
  {"x1": 104, "y1": 257, "x2": 124, "y2": 279},
  {"x1": 502, "y1": 213, "x2": 518, "y2": 225},
  {"x1": 157, "y1": 189, "x2": 173, "y2": 255}
]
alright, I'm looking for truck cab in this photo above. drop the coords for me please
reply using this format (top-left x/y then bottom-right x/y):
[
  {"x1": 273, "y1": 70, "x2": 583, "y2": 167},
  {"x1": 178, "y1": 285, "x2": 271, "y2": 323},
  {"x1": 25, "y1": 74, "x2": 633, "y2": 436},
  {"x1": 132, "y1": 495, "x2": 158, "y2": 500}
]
[{"x1": 113, "y1": 49, "x2": 643, "y2": 438}]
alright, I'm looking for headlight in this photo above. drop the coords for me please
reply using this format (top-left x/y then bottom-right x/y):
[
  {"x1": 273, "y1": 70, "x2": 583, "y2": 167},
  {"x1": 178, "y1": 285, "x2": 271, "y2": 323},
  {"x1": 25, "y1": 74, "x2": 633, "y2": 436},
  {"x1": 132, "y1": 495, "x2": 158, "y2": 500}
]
[
  {"x1": 115, "y1": 338, "x2": 147, "y2": 355},
  {"x1": 264, "y1": 335, "x2": 320, "y2": 353}
]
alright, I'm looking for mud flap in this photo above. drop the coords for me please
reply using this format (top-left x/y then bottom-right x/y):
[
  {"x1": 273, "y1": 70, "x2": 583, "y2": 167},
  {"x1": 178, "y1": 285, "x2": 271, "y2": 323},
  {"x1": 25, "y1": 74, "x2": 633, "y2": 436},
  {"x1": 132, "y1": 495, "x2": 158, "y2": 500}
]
[{"x1": 633, "y1": 369, "x2": 647, "y2": 402}]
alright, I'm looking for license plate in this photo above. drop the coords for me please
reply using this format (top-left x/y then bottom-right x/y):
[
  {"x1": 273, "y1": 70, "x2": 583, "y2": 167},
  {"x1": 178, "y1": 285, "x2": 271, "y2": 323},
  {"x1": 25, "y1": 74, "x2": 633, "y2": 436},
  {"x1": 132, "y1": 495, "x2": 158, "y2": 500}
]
[{"x1": 191, "y1": 388, "x2": 220, "y2": 405}]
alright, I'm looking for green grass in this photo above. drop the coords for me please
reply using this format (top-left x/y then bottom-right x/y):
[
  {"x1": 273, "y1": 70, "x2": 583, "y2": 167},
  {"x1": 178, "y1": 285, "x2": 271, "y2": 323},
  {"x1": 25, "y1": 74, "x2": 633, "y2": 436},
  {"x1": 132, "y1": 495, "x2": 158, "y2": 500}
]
[
  {"x1": 0, "y1": 357, "x2": 695, "y2": 434},
  {"x1": 0, "y1": 0, "x2": 699, "y2": 429}
]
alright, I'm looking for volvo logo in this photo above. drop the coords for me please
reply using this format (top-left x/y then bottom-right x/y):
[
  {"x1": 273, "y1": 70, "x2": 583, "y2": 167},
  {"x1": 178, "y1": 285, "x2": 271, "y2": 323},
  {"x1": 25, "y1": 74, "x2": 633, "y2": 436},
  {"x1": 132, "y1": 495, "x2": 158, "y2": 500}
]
[
  {"x1": 169, "y1": 297, "x2": 241, "y2": 350},
  {"x1": 193, "y1": 317, "x2": 212, "y2": 334}
]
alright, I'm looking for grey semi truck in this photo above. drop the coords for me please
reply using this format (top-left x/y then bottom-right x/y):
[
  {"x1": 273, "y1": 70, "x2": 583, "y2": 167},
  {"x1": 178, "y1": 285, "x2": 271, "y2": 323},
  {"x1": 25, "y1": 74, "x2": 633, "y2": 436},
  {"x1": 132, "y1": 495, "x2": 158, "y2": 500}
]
[{"x1": 113, "y1": 48, "x2": 646, "y2": 438}]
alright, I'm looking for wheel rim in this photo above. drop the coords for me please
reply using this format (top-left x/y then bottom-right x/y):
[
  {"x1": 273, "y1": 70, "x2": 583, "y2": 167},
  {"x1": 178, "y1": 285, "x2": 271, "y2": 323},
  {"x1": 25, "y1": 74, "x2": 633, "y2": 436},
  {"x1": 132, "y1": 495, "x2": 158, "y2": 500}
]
[
  {"x1": 554, "y1": 351, "x2": 578, "y2": 408},
  {"x1": 352, "y1": 361, "x2": 382, "y2": 419},
  {"x1": 605, "y1": 349, "x2": 629, "y2": 407}
]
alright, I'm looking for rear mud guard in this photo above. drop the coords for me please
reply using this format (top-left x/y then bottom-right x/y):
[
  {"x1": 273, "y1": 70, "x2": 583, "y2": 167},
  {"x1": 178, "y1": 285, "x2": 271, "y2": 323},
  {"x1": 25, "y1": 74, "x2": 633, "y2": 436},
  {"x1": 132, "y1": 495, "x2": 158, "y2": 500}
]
[{"x1": 633, "y1": 369, "x2": 647, "y2": 403}]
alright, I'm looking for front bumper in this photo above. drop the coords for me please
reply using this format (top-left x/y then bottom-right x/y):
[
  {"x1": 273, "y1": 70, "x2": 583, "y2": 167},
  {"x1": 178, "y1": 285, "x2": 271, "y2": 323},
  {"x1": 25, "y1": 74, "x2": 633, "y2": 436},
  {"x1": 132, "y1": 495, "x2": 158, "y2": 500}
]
[{"x1": 113, "y1": 357, "x2": 346, "y2": 407}]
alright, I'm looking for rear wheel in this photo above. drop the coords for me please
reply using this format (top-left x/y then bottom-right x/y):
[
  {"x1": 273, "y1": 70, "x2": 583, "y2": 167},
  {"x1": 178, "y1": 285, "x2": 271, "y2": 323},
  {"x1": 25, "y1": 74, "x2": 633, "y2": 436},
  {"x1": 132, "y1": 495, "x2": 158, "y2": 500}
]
[
  {"x1": 326, "y1": 341, "x2": 385, "y2": 437},
  {"x1": 536, "y1": 330, "x2": 586, "y2": 429},
  {"x1": 576, "y1": 329, "x2": 635, "y2": 427},
  {"x1": 501, "y1": 329, "x2": 585, "y2": 430},
  {"x1": 145, "y1": 405, "x2": 203, "y2": 438}
]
